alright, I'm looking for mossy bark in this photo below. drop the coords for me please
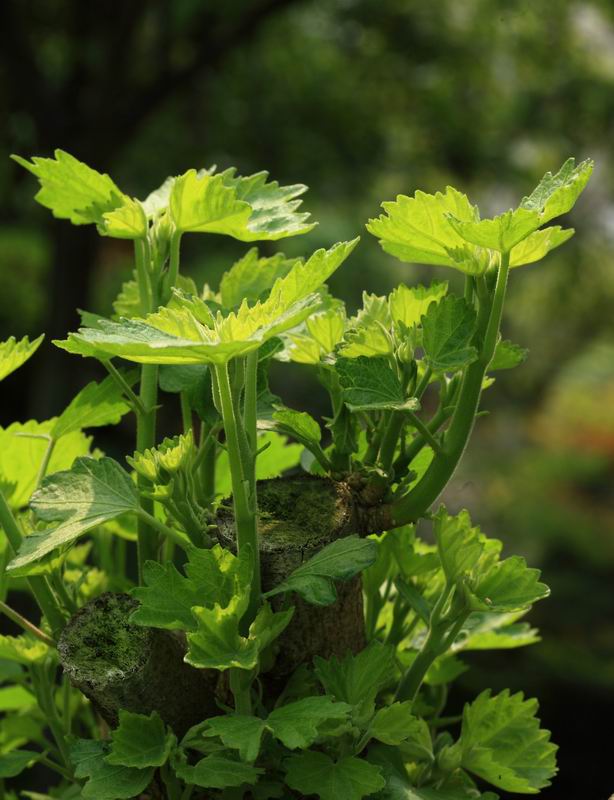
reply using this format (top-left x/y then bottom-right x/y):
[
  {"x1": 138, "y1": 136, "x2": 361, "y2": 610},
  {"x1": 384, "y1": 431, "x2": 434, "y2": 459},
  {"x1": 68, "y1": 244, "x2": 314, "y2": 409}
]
[
  {"x1": 217, "y1": 474, "x2": 383, "y2": 678},
  {"x1": 58, "y1": 593, "x2": 218, "y2": 738}
]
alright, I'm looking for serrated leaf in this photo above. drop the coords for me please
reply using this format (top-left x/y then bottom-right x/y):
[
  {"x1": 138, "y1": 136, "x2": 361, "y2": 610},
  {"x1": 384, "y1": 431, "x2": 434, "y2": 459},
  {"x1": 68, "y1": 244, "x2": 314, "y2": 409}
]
[
  {"x1": 0, "y1": 749, "x2": 40, "y2": 778},
  {"x1": 0, "y1": 420, "x2": 93, "y2": 511},
  {"x1": 170, "y1": 167, "x2": 315, "y2": 241},
  {"x1": 0, "y1": 634, "x2": 50, "y2": 665},
  {"x1": 8, "y1": 457, "x2": 139, "y2": 572},
  {"x1": 106, "y1": 710, "x2": 176, "y2": 768},
  {"x1": 489, "y1": 340, "x2": 528, "y2": 371},
  {"x1": 56, "y1": 240, "x2": 357, "y2": 366},
  {"x1": 389, "y1": 282, "x2": 448, "y2": 328},
  {"x1": 101, "y1": 197, "x2": 148, "y2": 239},
  {"x1": 205, "y1": 715, "x2": 266, "y2": 762},
  {"x1": 453, "y1": 612, "x2": 540, "y2": 652},
  {"x1": 268, "y1": 696, "x2": 352, "y2": 749},
  {"x1": 127, "y1": 430, "x2": 195, "y2": 484},
  {"x1": 131, "y1": 544, "x2": 250, "y2": 631},
  {"x1": 285, "y1": 752, "x2": 385, "y2": 800},
  {"x1": 71, "y1": 738, "x2": 154, "y2": 800},
  {"x1": 470, "y1": 556, "x2": 550, "y2": 612},
  {"x1": 509, "y1": 226, "x2": 574, "y2": 267},
  {"x1": 336, "y1": 356, "x2": 418, "y2": 412},
  {"x1": 370, "y1": 702, "x2": 429, "y2": 748},
  {"x1": 434, "y1": 508, "x2": 484, "y2": 583},
  {"x1": 314, "y1": 641, "x2": 397, "y2": 709},
  {"x1": 264, "y1": 536, "x2": 378, "y2": 606},
  {"x1": 367, "y1": 187, "x2": 479, "y2": 272},
  {"x1": 422, "y1": 296, "x2": 478, "y2": 372},
  {"x1": 268, "y1": 407, "x2": 321, "y2": 447},
  {"x1": 460, "y1": 689, "x2": 558, "y2": 792},
  {"x1": 51, "y1": 373, "x2": 133, "y2": 439},
  {"x1": 0, "y1": 335, "x2": 44, "y2": 382},
  {"x1": 13, "y1": 150, "x2": 126, "y2": 226},
  {"x1": 338, "y1": 322, "x2": 393, "y2": 358},
  {"x1": 175, "y1": 753, "x2": 263, "y2": 789},
  {"x1": 220, "y1": 248, "x2": 300, "y2": 308}
]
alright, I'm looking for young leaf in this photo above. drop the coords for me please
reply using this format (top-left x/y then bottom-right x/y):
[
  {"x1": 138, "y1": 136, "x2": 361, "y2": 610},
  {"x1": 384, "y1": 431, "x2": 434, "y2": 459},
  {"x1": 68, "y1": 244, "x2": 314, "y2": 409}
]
[
  {"x1": 509, "y1": 226, "x2": 573, "y2": 267},
  {"x1": 366, "y1": 187, "x2": 480, "y2": 271},
  {"x1": 206, "y1": 715, "x2": 266, "y2": 763},
  {"x1": 106, "y1": 710, "x2": 176, "y2": 768},
  {"x1": 434, "y1": 508, "x2": 484, "y2": 583},
  {"x1": 101, "y1": 197, "x2": 148, "y2": 240},
  {"x1": 389, "y1": 282, "x2": 448, "y2": 328},
  {"x1": 170, "y1": 167, "x2": 315, "y2": 241},
  {"x1": 285, "y1": 752, "x2": 385, "y2": 800},
  {"x1": 0, "y1": 634, "x2": 50, "y2": 665},
  {"x1": 51, "y1": 373, "x2": 133, "y2": 439},
  {"x1": 8, "y1": 457, "x2": 139, "y2": 572},
  {"x1": 314, "y1": 641, "x2": 397, "y2": 709},
  {"x1": 452, "y1": 612, "x2": 540, "y2": 652},
  {"x1": 71, "y1": 738, "x2": 154, "y2": 800},
  {"x1": 422, "y1": 296, "x2": 478, "y2": 372},
  {"x1": 12, "y1": 150, "x2": 126, "y2": 226},
  {"x1": 0, "y1": 749, "x2": 40, "y2": 778},
  {"x1": 267, "y1": 696, "x2": 352, "y2": 749},
  {"x1": 338, "y1": 323, "x2": 393, "y2": 358},
  {"x1": 470, "y1": 555, "x2": 550, "y2": 612},
  {"x1": 267, "y1": 408, "x2": 322, "y2": 447},
  {"x1": 459, "y1": 689, "x2": 558, "y2": 792},
  {"x1": 174, "y1": 753, "x2": 263, "y2": 789},
  {"x1": 369, "y1": 702, "x2": 428, "y2": 747},
  {"x1": 0, "y1": 335, "x2": 44, "y2": 382},
  {"x1": 489, "y1": 340, "x2": 528, "y2": 371},
  {"x1": 264, "y1": 536, "x2": 378, "y2": 606},
  {"x1": 335, "y1": 356, "x2": 419, "y2": 412},
  {"x1": 220, "y1": 248, "x2": 300, "y2": 308}
]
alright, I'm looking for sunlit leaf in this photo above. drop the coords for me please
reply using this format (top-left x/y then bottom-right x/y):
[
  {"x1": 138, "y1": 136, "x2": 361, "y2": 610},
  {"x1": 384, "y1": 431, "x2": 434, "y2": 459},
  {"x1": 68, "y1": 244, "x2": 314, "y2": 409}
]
[{"x1": 0, "y1": 335, "x2": 44, "y2": 382}]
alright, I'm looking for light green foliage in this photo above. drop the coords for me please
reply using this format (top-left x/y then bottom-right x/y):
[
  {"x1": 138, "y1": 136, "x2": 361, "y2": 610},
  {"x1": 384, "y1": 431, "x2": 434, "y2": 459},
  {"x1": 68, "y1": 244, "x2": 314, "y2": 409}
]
[
  {"x1": 489, "y1": 339, "x2": 528, "y2": 371},
  {"x1": 268, "y1": 408, "x2": 322, "y2": 446},
  {"x1": 174, "y1": 753, "x2": 263, "y2": 789},
  {"x1": 459, "y1": 689, "x2": 558, "y2": 792},
  {"x1": 220, "y1": 248, "x2": 300, "y2": 307},
  {"x1": 56, "y1": 240, "x2": 358, "y2": 365},
  {"x1": 101, "y1": 197, "x2": 148, "y2": 240},
  {"x1": 285, "y1": 752, "x2": 385, "y2": 800},
  {"x1": 71, "y1": 739, "x2": 154, "y2": 800},
  {"x1": 389, "y1": 282, "x2": 448, "y2": 328},
  {"x1": 131, "y1": 544, "x2": 251, "y2": 631},
  {"x1": 284, "y1": 304, "x2": 347, "y2": 363},
  {"x1": 0, "y1": 749, "x2": 40, "y2": 778},
  {"x1": 51, "y1": 374, "x2": 133, "y2": 439},
  {"x1": 0, "y1": 334, "x2": 44, "y2": 381},
  {"x1": 0, "y1": 634, "x2": 49, "y2": 665},
  {"x1": 127, "y1": 430, "x2": 194, "y2": 483},
  {"x1": 434, "y1": 508, "x2": 484, "y2": 583},
  {"x1": 509, "y1": 226, "x2": 574, "y2": 267},
  {"x1": 264, "y1": 535, "x2": 378, "y2": 605},
  {"x1": 452, "y1": 612, "x2": 541, "y2": 652},
  {"x1": 8, "y1": 457, "x2": 139, "y2": 572},
  {"x1": 12, "y1": 150, "x2": 126, "y2": 227},
  {"x1": 336, "y1": 356, "x2": 419, "y2": 411},
  {"x1": 106, "y1": 710, "x2": 176, "y2": 768},
  {"x1": 470, "y1": 555, "x2": 550, "y2": 612},
  {"x1": 369, "y1": 702, "x2": 427, "y2": 747},
  {"x1": 421, "y1": 296, "x2": 478, "y2": 372}
]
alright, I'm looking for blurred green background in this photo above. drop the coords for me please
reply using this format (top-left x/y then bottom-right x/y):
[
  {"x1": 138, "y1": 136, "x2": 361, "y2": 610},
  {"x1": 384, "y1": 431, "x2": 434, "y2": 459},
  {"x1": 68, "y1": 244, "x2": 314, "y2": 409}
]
[{"x1": 1, "y1": 1, "x2": 613, "y2": 797}]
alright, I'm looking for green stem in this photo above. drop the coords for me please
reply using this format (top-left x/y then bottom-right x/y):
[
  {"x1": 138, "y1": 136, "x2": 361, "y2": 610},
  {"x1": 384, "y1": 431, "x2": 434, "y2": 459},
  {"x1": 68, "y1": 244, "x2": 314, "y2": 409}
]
[
  {"x1": 102, "y1": 359, "x2": 147, "y2": 414},
  {"x1": 0, "y1": 489, "x2": 65, "y2": 636},
  {"x1": 136, "y1": 364, "x2": 160, "y2": 580},
  {"x1": 378, "y1": 412, "x2": 405, "y2": 473},
  {"x1": 414, "y1": 366, "x2": 432, "y2": 400},
  {"x1": 230, "y1": 668, "x2": 252, "y2": 715},
  {"x1": 164, "y1": 229, "x2": 182, "y2": 301},
  {"x1": 243, "y1": 351, "x2": 259, "y2": 458},
  {"x1": 214, "y1": 362, "x2": 260, "y2": 624},
  {"x1": 39, "y1": 755, "x2": 73, "y2": 781},
  {"x1": 137, "y1": 509, "x2": 191, "y2": 551},
  {"x1": 391, "y1": 252, "x2": 510, "y2": 525},
  {"x1": 405, "y1": 411, "x2": 444, "y2": 455},
  {"x1": 31, "y1": 665, "x2": 72, "y2": 769},
  {"x1": 0, "y1": 600, "x2": 56, "y2": 646},
  {"x1": 180, "y1": 392, "x2": 193, "y2": 433},
  {"x1": 35, "y1": 436, "x2": 56, "y2": 488}
]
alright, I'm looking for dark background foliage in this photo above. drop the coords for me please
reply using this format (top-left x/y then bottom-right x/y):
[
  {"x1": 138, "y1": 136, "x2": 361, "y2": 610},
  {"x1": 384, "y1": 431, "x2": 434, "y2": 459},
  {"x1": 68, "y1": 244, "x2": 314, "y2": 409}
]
[{"x1": 1, "y1": 1, "x2": 613, "y2": 797}]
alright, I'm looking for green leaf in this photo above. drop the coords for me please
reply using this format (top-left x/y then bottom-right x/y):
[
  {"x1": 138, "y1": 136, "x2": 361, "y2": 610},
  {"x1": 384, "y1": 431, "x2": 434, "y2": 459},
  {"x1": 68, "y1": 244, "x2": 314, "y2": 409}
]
[
  {"x1": 12, "y1": 150, "x2": 126, "y2": 227},
  {"x1": 0, "y1": 749, "x2": 40, "y2": 778},
  {"x1": 367, "y1": 187, "x2": 480, "y2": 271},
  {"x1": 101, "y1": 197, "x2": 148, "y2": 240},
  {"x1": 127, "y1": 430, "x2": 195, "y2": 484},
  {"x1": 520, "y1": 157, "x2": 593, "y2": 220},
  {"x1": 470, "y1": 556, "x2": 550, "y2": 612},
  {"x1": 264, "y1": 536, "x2": 378, "y2": 606},
  {"x1": 206, "y1": 715, "x2": 266, "y2": 762},
  {"x1": 389, "y1": 282, "x2": 448, "y2": 328},
  {"x1": 338, "y1": 322, "x2": 393, "y2": 358},
  {"x1": 216, "y1": 432, "x2": 302, "y2": 498},
  {"x1": 509, "y1": 226, "x2": 574, "y2": 267},
  {"x1": 51, "y1": 374, "x2": 133, "y2": 439},
  {"x1": 489, "y1": 340, "x2": 528, "y2": 371},
  {"x1": 268, "y1": 696, "x2": 352, "y2": 749},
  {"x1": 174, "y1": 752, "x2": 263, "y2": 788},
  {"x1": 268, "y1": 407, "x2": 322, "y2": 447},
  {"x1": 453, "y1": 612, "x2": 540, "y2": 652},
  {"x1": 422, "y1": 296, "x2": 478, "y2": 372},
  {"x1": 220, "y1": 248, "x2": 300, "y2": 307},
  {"x1": 285, "y1": 752, "x2": 385, "y2": 800},
  {"x1": 0, "y1": 686, "x2": 36, "y2": 711},
  {"x1": 370, "y1": 702, "x2": 429, "y2": 748},
  {"x1": 282, "y1": 304, "x2": 347, "y2": 363},
  {"x1": 336, "y1": 356, "x2": 419, "y2": 412},
  {"x1": 314, "y1": 641, "x2": 397, "y2": 709},
  {"x1": 186, "y1": 601, "x2": 293, "y2": 671},
  {"x1": 459, "y1": 689, "x2": 557, "y2": 792},
  {"x1": 0, "y1": 419, "x2": 92, "y2": 511},
  {"x1": 56, "y1": 240, "x2": 357, "y2": 366},
  {"x1": 106, "y1": 710, "x2": 176, "y2": 768},
  {"x1": 0, "y1": 634, "x2": 50, "y2": 665},
  {"x1": 71, "y1": 738, "x2": 154, "y2": 800},
  {"x1": 170, "y1": 167, "x2": 315, "y2": 240},
  {"x1": 0, "y1": 335, "x2": 44, "y2": 382},
  {"x1": 434, "y1": 508, "x2": 484, "y2": 583},
  {"x1": 131, "y1": 544, "x2": 251, "y2": 631},
  {"x1": 8, "y1": 457, "x2": 139, "y2": 572}
]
